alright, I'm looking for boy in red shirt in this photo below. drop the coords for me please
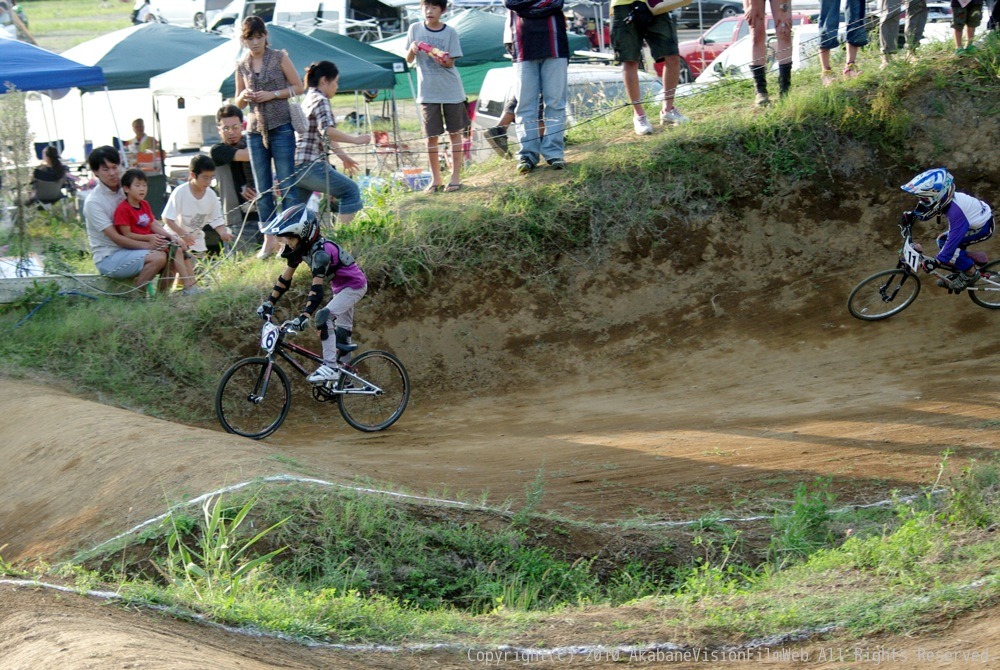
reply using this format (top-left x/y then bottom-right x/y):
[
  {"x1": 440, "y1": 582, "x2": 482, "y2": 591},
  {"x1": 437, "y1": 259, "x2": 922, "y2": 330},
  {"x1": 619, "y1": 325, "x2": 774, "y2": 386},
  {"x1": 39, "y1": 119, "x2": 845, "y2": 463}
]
[{"x1": 113, "y1": 168, "x2": 203, "y2": 296}]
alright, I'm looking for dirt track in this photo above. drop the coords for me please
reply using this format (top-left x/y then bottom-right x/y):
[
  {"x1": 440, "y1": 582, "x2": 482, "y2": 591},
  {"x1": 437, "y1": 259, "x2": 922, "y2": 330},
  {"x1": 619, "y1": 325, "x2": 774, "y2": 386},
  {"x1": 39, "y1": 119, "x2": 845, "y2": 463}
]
[{"x1": 3, "y1": 108, "x2": 1000, "y2": 665}]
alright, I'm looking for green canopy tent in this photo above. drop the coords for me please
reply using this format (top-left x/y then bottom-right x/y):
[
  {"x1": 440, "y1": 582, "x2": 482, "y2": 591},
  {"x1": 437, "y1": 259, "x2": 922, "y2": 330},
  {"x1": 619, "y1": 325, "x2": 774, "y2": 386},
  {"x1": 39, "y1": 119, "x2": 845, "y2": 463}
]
[{"x1": 297, "y1": 26, "x2": 409, "y2": 74}]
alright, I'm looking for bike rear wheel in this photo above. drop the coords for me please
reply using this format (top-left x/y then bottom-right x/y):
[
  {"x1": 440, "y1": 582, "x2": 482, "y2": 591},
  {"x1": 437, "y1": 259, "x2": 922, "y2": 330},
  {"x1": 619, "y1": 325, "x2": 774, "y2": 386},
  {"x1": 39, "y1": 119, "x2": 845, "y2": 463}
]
[
  {"x1": 848, "y1": 269, "x2": 921, "y2": 321},
  {"x1": 968, "y1": 260, "x2": 1000, "y2": 309},
  {"x1": 337, "y1": 350, "x2": 410, "y2": 432},
  {"x1": 215, "y1": 357, "x2": 291, "y2": 440}
]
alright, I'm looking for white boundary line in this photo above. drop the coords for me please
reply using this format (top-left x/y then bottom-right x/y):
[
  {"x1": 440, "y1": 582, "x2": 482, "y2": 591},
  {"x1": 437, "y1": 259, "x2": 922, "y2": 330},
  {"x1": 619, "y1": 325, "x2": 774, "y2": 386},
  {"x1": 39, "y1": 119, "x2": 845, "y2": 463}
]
[{"x1": 83, "y1": 474, "x2": 947, "y2": 557}]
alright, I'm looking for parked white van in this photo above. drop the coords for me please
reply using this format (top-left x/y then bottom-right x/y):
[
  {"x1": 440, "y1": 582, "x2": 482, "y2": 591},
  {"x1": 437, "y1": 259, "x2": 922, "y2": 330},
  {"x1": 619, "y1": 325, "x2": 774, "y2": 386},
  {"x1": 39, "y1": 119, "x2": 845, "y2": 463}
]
[
  {"x1": 208, "y1": 0, "x2": 405, "y2": 39},
  {"x1": 149, "y1": 0, "x2": 231, "y2": 29},
  {"x1": 474, "y1": 63, "x2": 663, "y2": 132}
]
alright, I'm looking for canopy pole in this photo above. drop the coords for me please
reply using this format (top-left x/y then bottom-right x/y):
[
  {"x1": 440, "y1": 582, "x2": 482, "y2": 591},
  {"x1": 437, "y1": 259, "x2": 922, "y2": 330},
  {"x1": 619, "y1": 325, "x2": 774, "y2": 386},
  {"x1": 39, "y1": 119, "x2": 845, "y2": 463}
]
[
  {"x1": 102, "y1": 86, "x2": 129, "y2": 168},
  {"x1": 79, "y1": 92, "x2": 88, "y2": 158}
]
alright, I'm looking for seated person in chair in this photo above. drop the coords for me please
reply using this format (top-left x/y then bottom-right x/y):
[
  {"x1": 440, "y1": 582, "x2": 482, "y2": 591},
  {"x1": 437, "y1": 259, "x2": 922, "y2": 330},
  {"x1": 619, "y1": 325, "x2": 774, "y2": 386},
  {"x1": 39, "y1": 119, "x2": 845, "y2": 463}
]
[{"x1": 27, "y1": 145, "x2": 75, "y2": 206}]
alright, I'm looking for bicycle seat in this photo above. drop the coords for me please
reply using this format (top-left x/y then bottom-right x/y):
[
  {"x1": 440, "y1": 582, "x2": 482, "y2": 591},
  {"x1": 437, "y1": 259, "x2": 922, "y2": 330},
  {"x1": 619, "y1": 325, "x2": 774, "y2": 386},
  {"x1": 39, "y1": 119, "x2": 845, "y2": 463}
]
[{"x1": 337, "y1": 342, "x2": 359, "y2": 353}]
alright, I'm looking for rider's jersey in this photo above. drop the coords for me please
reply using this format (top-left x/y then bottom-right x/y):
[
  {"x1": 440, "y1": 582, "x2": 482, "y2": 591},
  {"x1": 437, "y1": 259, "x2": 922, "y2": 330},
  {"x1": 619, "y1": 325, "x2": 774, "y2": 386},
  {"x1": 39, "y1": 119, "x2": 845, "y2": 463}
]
[
  {"x1": 936, "y1": 192, "x2": 994, "y2": 266},
  {"x1": 281, "y1": 237, "x2": 367, "y2": 293}
]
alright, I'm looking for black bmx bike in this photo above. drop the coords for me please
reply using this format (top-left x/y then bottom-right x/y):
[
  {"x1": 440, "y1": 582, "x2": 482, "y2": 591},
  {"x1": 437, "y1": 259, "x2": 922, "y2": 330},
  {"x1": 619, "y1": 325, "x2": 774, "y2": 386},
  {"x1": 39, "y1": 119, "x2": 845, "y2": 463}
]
[
  {"x1": 215, "y1": 309, "x2": 410, "y2": 439},
  {"x1": 848, "y1": 220, "x2": 1000, "y2": 321}
]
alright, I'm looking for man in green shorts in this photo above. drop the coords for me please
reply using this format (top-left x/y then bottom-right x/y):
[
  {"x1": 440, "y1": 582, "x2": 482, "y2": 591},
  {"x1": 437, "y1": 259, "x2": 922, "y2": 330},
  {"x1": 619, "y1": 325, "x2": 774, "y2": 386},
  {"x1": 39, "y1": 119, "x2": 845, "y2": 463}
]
[{"x1": 610, "y1": 0, "x2": 690, "y2": 136}]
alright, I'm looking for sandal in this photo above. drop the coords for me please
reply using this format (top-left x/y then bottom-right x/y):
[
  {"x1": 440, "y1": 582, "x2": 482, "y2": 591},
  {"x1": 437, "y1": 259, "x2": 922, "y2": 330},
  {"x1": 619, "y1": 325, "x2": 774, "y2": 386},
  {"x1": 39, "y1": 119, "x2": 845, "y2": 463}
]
[
  {"x1": 423, "y1": 184, "x2": 443, "y2": 194},
  {"x1": 444, "y1": 183, "x2": 462, "y2": 193}
]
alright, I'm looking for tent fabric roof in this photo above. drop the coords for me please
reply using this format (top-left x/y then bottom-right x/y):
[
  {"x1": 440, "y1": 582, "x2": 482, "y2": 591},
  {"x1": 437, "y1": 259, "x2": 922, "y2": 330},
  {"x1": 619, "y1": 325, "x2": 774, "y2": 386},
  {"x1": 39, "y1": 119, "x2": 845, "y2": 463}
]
[
  {"x1": 298, "y1": 27, "x2": 408, "y2": 73},
  {"x1": 0, "y1": 40, "x2": 105, "y2": 93},
  {"x1": 150, "y1": 25, "x2": 395, "y2": 99},
  {"x1": 61, "y1": 23, "x2": 227, "y2": 92}
]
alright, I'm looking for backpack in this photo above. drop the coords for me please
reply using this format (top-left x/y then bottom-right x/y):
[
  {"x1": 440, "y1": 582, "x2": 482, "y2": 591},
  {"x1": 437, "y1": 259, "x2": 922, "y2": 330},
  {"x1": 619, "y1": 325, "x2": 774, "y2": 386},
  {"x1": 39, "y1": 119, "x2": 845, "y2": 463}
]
[{"x1": 503, "y1": 0, "x2": 565, "y2": 19}]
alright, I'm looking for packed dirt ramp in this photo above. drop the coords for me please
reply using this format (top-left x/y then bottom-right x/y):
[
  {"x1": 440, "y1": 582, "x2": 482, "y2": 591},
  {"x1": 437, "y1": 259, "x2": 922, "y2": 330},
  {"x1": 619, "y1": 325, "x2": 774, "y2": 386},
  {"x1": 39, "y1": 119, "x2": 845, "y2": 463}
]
[{"x1": 3, "y1": 106, "x2": 1000, "y2": 666}]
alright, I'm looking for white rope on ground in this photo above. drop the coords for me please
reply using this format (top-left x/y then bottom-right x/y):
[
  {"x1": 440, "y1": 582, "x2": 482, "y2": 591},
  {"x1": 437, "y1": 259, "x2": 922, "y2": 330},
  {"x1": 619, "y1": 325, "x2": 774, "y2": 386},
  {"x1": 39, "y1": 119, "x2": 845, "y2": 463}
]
[
  {"x1": 81, "y1": 474, "x2": 947, "y2": 558},
  {"x1": 1, "y1": 575, "x2": 994, "y2": 658}
]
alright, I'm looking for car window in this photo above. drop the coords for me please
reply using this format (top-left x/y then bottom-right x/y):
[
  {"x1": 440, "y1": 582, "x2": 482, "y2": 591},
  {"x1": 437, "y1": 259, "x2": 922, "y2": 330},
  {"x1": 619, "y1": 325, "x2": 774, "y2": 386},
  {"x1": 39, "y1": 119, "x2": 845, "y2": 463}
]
[
  {"x1": 704, "y1": 18, "x2": 738, "y2": 43},
  {"x1": 737, "y1": 21, "x2": 749, "y2": 39},
  {"x1": 567, "y1": 79, "x2": 661, "y2": 118}
]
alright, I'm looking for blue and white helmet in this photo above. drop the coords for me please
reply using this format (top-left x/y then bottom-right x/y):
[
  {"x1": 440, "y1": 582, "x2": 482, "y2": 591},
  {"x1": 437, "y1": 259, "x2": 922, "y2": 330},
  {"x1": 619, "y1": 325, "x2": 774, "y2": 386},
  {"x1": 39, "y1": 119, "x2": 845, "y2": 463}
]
[
  {"x1": 258, "y1": 203, "x2": 319, "y2": 243},
  {"x1": 901, "y1": 168, "x2": 955, "y2": 220}
]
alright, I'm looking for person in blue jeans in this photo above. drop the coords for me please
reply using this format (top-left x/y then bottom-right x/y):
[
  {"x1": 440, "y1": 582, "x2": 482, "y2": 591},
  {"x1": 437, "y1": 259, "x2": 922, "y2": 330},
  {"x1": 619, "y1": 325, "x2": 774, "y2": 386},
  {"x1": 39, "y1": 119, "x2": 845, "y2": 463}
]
[
  {"x1": 503, "y1": 1, "x2": 569, "y2": 174},
  {"x1": 817, "y1": 0, "x2": 868, "y2": 84},
  {"x1": 289, "y1": 60, "x2": 371, "y2": 225},
  {"x1": 234, "y1": 16, "x2": 303, "y2": 258}
]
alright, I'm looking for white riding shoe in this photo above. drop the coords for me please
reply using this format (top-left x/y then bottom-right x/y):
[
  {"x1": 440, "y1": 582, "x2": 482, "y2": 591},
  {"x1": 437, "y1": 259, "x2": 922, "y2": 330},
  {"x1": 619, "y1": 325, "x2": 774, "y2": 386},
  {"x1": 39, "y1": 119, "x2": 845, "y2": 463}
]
[{"x1": 306, "y1": 364, "x2": 341, "y2": 384}]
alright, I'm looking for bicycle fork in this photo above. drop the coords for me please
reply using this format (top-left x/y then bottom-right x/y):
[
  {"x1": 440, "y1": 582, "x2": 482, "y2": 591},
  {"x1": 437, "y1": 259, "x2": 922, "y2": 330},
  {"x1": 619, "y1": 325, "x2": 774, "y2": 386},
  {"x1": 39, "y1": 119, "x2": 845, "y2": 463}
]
[
  {"x1": 880, "y1": 266, "x2": 915, "y2": 303},
  {"x1": 248, "y1": 359, "x2": 277, "y2": 404}
]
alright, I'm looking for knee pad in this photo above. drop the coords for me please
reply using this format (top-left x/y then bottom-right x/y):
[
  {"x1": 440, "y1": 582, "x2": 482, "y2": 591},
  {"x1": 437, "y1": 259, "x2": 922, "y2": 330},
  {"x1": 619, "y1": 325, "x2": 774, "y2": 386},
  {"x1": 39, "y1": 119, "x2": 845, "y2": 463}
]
[{"x1": 334, "y1": 326, "x2": 352, "y2": 351}]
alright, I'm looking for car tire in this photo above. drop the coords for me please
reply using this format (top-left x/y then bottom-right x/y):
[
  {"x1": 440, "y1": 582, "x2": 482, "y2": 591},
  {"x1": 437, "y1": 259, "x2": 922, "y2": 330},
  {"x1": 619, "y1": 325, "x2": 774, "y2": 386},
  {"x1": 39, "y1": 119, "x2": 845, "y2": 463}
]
[
  {"x1": 721, "y1": 6, "x2": 738, "y2": 18},
  {"x1": 194, "y1": 12, "x2": 205, "y2": 29},
  {"x1": 678, "y1": 58, "x2": 692, "y2": 84}
]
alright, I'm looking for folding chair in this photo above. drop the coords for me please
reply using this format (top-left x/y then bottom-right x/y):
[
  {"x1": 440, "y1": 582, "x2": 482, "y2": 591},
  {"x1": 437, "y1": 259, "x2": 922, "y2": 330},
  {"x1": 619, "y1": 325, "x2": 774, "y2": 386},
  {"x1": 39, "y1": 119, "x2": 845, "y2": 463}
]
[
  {"x1": 371, "y1": 130, "x2": 416, "y2": 174},
  {"x1": 32, "y1": 178, "x2": 72, "y2": 219}
]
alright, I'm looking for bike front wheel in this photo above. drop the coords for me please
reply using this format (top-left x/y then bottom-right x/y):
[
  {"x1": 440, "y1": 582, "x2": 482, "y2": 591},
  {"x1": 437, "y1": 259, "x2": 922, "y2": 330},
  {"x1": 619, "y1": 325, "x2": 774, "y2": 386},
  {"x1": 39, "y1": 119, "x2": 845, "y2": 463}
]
[
  {"x1": 968, "y1": 260, "x2": 1000, "y2": 310},
  {"x1": 215, "y1": 357, "x2": 292, "y2": 440},
  {"x1": 337, "y1": 350, "x2": 410, "y2": 432},
  {"x1": 848, "y1": 269, "x2": 921, "y2": 321}
]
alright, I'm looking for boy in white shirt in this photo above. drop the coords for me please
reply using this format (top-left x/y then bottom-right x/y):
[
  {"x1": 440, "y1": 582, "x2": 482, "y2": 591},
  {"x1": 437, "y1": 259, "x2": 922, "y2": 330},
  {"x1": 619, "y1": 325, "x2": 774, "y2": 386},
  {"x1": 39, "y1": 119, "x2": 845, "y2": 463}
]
[{"x1": 163, "y1": 154, "x2": 233, "y2": 255}]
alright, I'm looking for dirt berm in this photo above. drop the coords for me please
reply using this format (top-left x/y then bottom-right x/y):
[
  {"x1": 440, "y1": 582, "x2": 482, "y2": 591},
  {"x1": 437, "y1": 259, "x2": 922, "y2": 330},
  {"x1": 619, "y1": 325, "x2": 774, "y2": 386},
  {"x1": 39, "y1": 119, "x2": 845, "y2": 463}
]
[{"x1": 0, "y1": 92, "x2": 998, "y2": 668}]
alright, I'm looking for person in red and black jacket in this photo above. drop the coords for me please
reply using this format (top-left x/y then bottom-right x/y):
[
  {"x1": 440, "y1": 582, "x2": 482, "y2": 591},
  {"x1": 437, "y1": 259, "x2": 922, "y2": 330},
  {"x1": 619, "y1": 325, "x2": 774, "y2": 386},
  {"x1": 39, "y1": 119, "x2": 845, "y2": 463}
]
[{"x1": 504, "y1": 0, "x2": 569, "y2": 175}]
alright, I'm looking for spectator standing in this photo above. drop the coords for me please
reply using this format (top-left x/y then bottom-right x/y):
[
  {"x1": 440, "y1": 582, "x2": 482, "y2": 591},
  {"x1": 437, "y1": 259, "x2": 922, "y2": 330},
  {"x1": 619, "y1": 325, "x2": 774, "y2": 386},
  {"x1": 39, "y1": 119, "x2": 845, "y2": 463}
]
[
  {"x1": 818, "y1": 0, "x2": 868, "y2": 84},
  {"x1": 504, "y1": 0, "x2": 570, "y2": 173},
  {"x1": 132, "y1": 0, "x2": 151, "y2": 24},
  {"x1": 879, "y1": 0, "x2": 923, "y2": 65},
  {"x1": 234, "y1": 15, "x2": 304, "y2": 258},
  {"x1": 210, "y1": 104, "x2": 260, "y2": 247},
  {"x1": 610, "y1": 0, "x2": 689, "y2": 135},
  {"x1": 745, "y1": 0, "x2": 793, "y2": 106},
  {"x1": 127, "y1": 118, "x2": 158, "y2": 153},
  {"x1": 406, "y1": 0, "x2": 468, "y2": 192},
  {"x1": 952, "y1": 0, "x2": 984, "y2": 53},
  {"x1": 288, "y1": 60, "x2": 371, "y2": 225},
  {"x1": 82, "y1": 145, "x2": 168, "y2": 291}
]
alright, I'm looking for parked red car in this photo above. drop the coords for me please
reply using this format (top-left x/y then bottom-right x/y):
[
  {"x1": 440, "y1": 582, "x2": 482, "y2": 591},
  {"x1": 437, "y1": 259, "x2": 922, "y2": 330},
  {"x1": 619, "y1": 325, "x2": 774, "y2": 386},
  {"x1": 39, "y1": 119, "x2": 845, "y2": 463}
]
[{"x1": 655, "y1": 13, "x2": 812, "y2": 83}]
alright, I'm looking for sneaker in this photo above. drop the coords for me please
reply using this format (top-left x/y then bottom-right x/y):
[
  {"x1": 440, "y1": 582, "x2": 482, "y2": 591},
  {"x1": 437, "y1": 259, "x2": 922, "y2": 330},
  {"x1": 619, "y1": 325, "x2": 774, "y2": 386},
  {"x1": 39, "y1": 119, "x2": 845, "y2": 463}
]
[
  {"x1": 633, "y1": 114, "x2": 654, "y2": 135},
  {"x1": 964, "y1": 44, "x2": 977, "y2": 54},
  {"x1": 548, "y1": 158, "x2": 566, "y2": 170},
  {"x1": 820, "y1": 69, "x2": 836, "y2": 86},
  {"x1": 181, "y1": 286, "x2": 207, "y2": 296},
  {"x1": 484, "y1": 125, "x2": 510, "y2": 158},
  {"x1": 754, "y1": 91, "x2": 770, "y2": 107},
  {"x1": 879, "y1": 54, "x2": 892, "y2": 69},
  {"x1": 516, "y1": 159, "x2": 534, "y2": 175},
  {"x1": 938, "y1": 268, "x2": 980, "y2": 292},
  {"x1": 842, "y1": 62, "x2": 861, "y2": 79},
  {"x1": 660, "y1": 107, "x2": 690, "y2": 126},
  {"x1": 306, "y1": 364, "x2": 341, "y2": 384}
]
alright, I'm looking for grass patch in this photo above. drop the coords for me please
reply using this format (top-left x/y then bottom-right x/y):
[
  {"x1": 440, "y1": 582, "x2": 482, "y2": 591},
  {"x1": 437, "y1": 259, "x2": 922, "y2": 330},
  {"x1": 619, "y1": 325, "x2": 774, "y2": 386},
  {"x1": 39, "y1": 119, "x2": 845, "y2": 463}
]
[{"x1": 4, "y1": 454, "x2": 993, "y2": 646}]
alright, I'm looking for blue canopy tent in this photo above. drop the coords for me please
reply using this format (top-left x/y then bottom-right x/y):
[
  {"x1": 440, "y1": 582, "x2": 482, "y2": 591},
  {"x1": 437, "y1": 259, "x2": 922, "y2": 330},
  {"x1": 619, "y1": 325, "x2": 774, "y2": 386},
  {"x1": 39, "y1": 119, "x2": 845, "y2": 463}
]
[
  {"x1": 0, "y1": 41, "x2": 106, "y2": 172},
  {"x1": 0, "y1": 40, "x2": 105, "y2": 94}
]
